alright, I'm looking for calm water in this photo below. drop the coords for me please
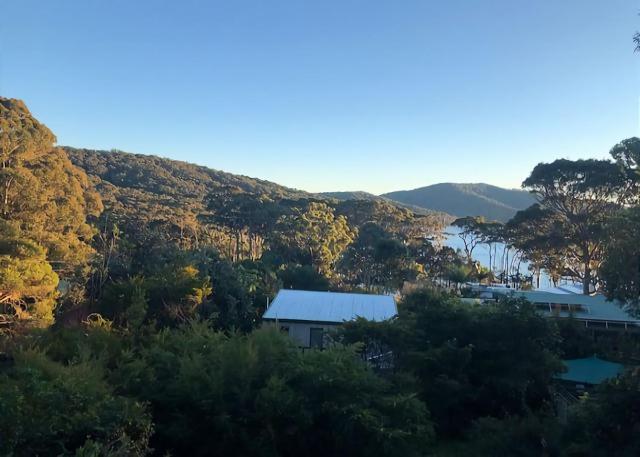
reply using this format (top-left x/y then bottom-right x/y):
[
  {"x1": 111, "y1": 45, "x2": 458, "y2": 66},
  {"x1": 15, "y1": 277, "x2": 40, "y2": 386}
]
[{"x1": 442, "y1": 225, "x2": 557, "y2": 289}]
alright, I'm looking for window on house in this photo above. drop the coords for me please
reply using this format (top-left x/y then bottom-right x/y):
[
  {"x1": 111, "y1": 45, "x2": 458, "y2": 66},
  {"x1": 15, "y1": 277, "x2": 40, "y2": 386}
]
[
  {"x1": 280, "y1": 326, "x2": 289, "y2": 334},
  {"x1": 309, "y1": 327, "x2": 324, "y2": 349}
]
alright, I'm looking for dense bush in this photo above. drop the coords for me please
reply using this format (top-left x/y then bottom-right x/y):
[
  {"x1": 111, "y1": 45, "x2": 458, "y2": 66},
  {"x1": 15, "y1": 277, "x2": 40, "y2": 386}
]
[
  {"x1": 112, "y1": 323, "x2": 432, "y2": 457},
  {"x1": 0, "y1": 349, "x2": 152, "y2": 456},
  {"x1": 0, "y1": 322, "x2": 432, "y2": 457},
  {"x1": 562, "y1": 369, "x2": 640, "y2": 457},
  {"x1": 342, "y1": 289, "x2": 563, "y2": 437}
]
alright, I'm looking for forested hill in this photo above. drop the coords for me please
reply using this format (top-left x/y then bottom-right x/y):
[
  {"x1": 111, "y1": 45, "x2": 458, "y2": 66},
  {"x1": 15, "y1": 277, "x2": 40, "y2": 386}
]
[
  {"x1": 66, "y1": 147, "x2": 310, "y2": 201},
  {"x1": 64, "y1": 147, "x2": 449, "y2": 264},
  {"x1": 382, "y1": 183, "x2": 536, "y2": 221},
  {"x1": 320, "y1": 191, "x2": 380, "y2": 201}
]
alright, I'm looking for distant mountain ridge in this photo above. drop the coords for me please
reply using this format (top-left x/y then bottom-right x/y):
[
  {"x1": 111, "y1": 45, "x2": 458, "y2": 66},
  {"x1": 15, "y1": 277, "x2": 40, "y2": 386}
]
[
  {"x1": 320, "y1": 191, "x2": 380, "y2": 201},
  {"x1": 318, "y1": 191, "x2": 435, "y2": 216},
  {"x1": 67, "y1": 148, "x2": 531, "y2": 223},
  {"x1": 381, "y1": 183, "x2": 536, "y2": 222}
]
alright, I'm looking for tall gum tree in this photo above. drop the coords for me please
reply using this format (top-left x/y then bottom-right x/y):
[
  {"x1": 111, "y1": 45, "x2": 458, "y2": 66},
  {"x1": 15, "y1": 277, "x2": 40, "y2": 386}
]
[
  {"x1": 522, "y1": 157, "x2": 638, "y2": 294},
  {"x1": 0, "y1": 98, "x2": 102, "y2": 326}
]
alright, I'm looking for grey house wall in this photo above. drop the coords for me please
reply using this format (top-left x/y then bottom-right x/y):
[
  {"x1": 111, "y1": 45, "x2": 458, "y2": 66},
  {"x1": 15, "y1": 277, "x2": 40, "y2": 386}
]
[{"x1": 264, "y1": 320, "x2": 337, "y2": 347}]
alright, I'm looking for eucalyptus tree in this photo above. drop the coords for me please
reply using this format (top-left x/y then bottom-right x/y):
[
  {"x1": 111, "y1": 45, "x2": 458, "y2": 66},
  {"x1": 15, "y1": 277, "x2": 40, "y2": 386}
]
[
  {"x1": 600, "y1": 208, "x2": 640, "y2": 308},
  {"x1": 339, "y1": 222, "x2": 417, "y2": 291},
  {"x1": 478, "y1": 221, "x2": 504, "y2": 273},
  {"x1": 599, "y1": 138, "x2": 640, "y2": 307},
  {"x1": 272, "y1": 202, "x2": 355, "y2": 276},
  {"x1": 0, "y1": 98, "x2": 102, "y2": 326},
  {"x1": 505, "y1": 204, "x2": 566, "y2": 288},
  {"x1": 522, "y1": 158, "x2": 638, "y2": 293},
  {"x1": 451, "y1": 216, "x2": 485, "y2": 265}
]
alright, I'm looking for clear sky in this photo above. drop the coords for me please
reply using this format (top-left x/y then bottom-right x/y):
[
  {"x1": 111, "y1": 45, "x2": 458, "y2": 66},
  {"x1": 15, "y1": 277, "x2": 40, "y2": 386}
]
[{"x1": 2, "y1": 1, "x2": 639, "y2": 194}]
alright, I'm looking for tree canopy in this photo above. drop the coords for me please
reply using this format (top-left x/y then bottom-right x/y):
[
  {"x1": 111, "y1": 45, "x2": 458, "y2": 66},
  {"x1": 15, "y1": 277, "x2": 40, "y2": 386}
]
[
  {"x1": 0, "y1": 98, "x2": 102, "y2": 327},
  {"x1": 520, "y1": 158, "x2": 637, "y2": 293}
]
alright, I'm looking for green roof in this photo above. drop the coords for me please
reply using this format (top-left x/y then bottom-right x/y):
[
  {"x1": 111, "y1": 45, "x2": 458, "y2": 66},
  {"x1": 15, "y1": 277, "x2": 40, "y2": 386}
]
[{"x1": 556, "y1": 356, "x2": 624, "y2": 385}]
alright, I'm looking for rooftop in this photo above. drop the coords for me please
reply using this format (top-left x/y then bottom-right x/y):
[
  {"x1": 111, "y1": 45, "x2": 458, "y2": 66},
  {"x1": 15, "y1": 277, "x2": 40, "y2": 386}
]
[
  {"x1": 263, "y1": 289, "x2": 397, "y2": 324},
  {"x1": 488, "y1": 288, "x2": 640, "y2": 324},
  {"x1": 556, "y1": 356, "x2": 624, "y2": 385}
]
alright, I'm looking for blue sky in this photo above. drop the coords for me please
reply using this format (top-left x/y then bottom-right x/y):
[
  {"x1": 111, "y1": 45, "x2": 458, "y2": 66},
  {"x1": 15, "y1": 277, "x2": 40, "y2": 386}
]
[{"x1": 2, "y1": 1, "x2": 639, "y2": 194}]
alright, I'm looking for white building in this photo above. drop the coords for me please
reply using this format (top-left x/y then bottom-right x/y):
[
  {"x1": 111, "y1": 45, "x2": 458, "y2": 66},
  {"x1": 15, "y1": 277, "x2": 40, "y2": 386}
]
[{"x1": 262, "y1": 289, "x2": 397, "y2": 348}]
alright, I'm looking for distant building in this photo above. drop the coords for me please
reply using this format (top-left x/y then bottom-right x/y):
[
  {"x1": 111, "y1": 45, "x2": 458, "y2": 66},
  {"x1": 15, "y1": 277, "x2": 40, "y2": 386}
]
[
  {"x1": 485, "y1": 288, "x2": 640, "y2": 331},
  {"x1": 262, "y1": 289, "x2": 397, "y2": 348},
  {"x1": 553, "y1": 355, "x2": 625, "y2": 423}
]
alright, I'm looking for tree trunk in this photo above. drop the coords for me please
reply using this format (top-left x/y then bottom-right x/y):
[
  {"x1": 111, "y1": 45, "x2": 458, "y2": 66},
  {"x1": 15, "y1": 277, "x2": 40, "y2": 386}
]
[{"x1": 583, "y1": 263, "x2": 591, "y2": 294}]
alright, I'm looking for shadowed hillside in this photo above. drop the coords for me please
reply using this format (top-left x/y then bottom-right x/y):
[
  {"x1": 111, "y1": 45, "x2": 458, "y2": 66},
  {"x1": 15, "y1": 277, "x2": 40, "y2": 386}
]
[
  {"x1": 382, "y1": 183, "x2": 536, "y2": 221},
  {"x1": 319, "y1": 191, "x2": 440, "y2": 216}
]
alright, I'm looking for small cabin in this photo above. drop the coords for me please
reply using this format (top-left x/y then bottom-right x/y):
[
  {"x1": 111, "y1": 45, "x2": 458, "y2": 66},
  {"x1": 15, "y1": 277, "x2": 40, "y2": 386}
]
[{"x1": 262, "y1": 289, "x2": 397, "y2": 348}]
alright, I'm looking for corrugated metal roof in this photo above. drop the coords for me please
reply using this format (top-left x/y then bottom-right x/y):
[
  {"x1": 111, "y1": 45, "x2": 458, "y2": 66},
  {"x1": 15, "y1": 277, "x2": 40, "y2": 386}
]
[
  {"x1": 490, "y1": 289, "x2": 640, "y2": 324},
  {"x1": 263, "y1": 289, "x2": 397, "y2": 324},
  {"x1": 557, "y1": 356, "x2": 624, "y2": 385}
]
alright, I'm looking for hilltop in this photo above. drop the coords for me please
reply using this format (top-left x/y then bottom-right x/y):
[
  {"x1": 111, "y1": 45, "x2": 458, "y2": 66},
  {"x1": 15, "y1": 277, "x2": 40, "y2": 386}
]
[{"x1": 382, "y1": 183, "x2": 536, "y2": 221}]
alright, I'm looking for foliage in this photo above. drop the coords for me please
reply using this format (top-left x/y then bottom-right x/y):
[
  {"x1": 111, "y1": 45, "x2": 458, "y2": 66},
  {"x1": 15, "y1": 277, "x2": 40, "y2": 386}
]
[
  {"x1": 99, "y1": 262, "x2": 212, "y2": 328},
  {"x1": 563, "y1": 369, "x2": 640, "y2": 457},
  {"x1": 204, "y1": 258, "x2": 265, "y2": 331},
  {"x1": 0, "y1": 221, "x2": 59, "y2": 325},
  {"x1": 600, "y1": 139, "x2": 640, "y2": 308},
  {"x1": 460, "y1": 415, "x2": 561, "y2": 457},
  {"x1": 451, "y1": 216, "x2": 486, "y2": 264},
  {"x1": 339, "y1": 222, "x2": 420, "y2": 291},
  {"x1": 0, "y1": 348, "x2": 152, "y2": 456},
  {"x1": 341, "y1": 289, "x2": 562, "y2": 437},
  {"x1": 505, "y1": 204, "x2": 567, "y2": 285},
  {"x1": 271, "y1": 202, "x2": 355, "y2": 276},
  {"x1": 444, "y1": 264, "x2": 472, "y2": 288},
  {"x1": 278, "y1": 264, "x2": 330, "y2": 291},
  {"x1": 66, "y1": 146, "x2": 441, "y2": 299},
  {"x1": 520, "y1": 157, "x2": 638, "y2": 293},
  {"x1": 112, "y1": 323, "x2": 433, "y2": 457},
  {"x1": 0, "y1": 98, "x2": 102, "y2": 326},
  {"x1": 600, "y1": 207, "x2": 640, "y2": 309}
]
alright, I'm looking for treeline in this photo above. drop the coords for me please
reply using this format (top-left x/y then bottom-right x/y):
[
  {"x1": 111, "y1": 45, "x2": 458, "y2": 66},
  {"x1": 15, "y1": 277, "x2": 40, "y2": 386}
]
[{"x1": 447, "y1": 145, "x2": 640, "y2": 303}]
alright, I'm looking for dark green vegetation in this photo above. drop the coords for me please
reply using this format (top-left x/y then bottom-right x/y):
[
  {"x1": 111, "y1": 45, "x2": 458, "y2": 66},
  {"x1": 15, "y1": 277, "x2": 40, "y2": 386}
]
[
  {"x1": 319, "y1": 190, "x2": 382, "y2": 201},
  {"x1": 3, "y1": 95, "x2": 640, "y2": 456},
  {"x1": 382, "y1": 183, "x2": 536, "y2": 222},
  {"x1": 319, "y1": 191, "x2": 438, "y2": 216},
  {"x1": 4, "y1": 289, "x2": 640, "y2": 456}
]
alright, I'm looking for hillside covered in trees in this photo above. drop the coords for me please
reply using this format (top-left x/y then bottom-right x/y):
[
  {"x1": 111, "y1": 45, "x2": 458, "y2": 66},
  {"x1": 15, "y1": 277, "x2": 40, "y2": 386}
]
[
  {"x1": 383, "y1": 183, "x2": 536, "y2": 221},
  {"x1": 64, "y1": 146, "x2": 450, "y2": 269}
]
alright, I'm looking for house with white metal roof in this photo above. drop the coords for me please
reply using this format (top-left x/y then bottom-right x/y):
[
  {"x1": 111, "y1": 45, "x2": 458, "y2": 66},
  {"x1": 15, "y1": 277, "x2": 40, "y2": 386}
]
[{"x1": 263, "y1": 289, "x2": 397, "y2": 348}]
